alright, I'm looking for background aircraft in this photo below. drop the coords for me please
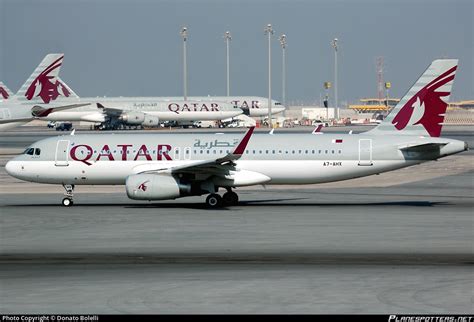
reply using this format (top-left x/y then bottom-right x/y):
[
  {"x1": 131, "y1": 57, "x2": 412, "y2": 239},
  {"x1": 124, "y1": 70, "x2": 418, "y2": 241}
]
[
  {"x1": 0, "y1": 54, "x2": 90, "y2": 131},
  {"x1": 0, "y1": 82, "x2": 14, "y2": 100},
  {"x1": 6, "y1": 59, "x2": 466, "y2": 207}
]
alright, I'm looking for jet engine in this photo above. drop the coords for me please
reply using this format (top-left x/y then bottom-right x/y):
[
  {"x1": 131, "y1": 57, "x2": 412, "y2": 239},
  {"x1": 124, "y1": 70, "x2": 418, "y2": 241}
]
[
  {"x1": 125, "y1": 173, "x2": 191, "y2": 200},
  {"x1": 119, "y1": 112, "x2": 159, "y2": 126}
]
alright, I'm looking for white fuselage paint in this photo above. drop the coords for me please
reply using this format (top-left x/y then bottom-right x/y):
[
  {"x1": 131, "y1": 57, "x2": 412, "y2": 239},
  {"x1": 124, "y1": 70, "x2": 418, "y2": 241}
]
[{"x1": 5, "y1": 133, "x2": 467, "y2": 188}]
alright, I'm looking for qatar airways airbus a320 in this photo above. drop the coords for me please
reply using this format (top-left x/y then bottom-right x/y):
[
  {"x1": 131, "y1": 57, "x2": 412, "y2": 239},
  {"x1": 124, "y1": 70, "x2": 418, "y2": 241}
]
[{"x1": 6, "y1": 59, "x2": 467, "y2": 207}]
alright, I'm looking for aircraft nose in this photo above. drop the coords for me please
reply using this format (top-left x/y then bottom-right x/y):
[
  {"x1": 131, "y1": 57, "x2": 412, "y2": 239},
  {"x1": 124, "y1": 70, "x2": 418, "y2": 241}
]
[{"x1": 5, "y1": 160, "x2": 20, "y2": 178}]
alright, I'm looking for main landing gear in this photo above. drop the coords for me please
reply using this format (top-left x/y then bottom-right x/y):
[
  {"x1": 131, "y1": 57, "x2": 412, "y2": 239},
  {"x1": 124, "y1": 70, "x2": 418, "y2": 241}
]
[
  {"x1": 62, "y1": 184, "x2": 75, "y2": 207},
  {"x1": 205, "y1": 189, "x2": 239, "y2": 208}
]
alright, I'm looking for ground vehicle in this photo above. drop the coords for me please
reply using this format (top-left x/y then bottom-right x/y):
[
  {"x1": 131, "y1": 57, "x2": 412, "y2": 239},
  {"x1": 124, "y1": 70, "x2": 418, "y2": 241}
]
[
  {"x1": 193, "y1": 121, "x2": 216, "y2": 128},
  {"x1": 55, "y1": 122, "x2": 73, "y2": 131},
  {"x1": 47, "y1": 121, "x2": 56, "y2": 128},
  {"x1": 312, "y1": 119, "x2": 329, "y2": 127}
]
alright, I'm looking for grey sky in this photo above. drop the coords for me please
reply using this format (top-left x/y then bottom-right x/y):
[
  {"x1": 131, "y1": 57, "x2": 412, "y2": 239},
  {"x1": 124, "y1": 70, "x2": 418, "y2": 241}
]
[{"x1": 1, "y1": 0, "x2": 472, "y2": 105}]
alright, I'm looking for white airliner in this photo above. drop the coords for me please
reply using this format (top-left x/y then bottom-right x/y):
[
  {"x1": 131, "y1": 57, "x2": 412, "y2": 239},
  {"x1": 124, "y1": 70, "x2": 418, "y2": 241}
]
[
  {"x1": 0, "y1": 54, "x2": 90, "y2": 131},
  {"x1": 9, "y1": 54, "x2": 284, "y2": 129},
  {"x1": 2, "y1": 54, "x2": 245, "y2": 130},
  {"x1": 6, "y1": 59, "x2": 467, "y2": 207},
  {"x1": 0, "y1": 82, "x2": 14, "y2": 101}
]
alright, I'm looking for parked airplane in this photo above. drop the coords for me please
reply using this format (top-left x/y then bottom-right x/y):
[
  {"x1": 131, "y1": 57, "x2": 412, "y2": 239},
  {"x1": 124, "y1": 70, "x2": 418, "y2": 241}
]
[
  {"x1": 6, "y1": 59, "x2": 467, "y2": 207},
  {"x1": 39, "y1": 92, "x2": 280, "y2": 130},
  {"x1": 0, "y1": 54, "x2": 90, "y2": 131},
  {"x1": 0, "y1": 82, "x2": 14, "y2": 100}
]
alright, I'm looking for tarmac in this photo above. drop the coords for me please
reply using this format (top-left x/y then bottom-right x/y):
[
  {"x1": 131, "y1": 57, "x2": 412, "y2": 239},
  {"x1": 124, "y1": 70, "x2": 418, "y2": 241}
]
[{"x1": 0, "y1": 125, "x2": 473, "y2": 313}]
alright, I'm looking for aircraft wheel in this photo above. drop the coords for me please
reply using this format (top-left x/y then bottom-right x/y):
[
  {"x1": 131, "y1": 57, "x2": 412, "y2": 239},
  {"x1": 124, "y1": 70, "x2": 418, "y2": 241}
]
[
  {"x1": 62, "y1": 198, "x2": 73, "y2": 207},
  {"x1": 223, "y1": 191, "x2": 239, "y2": 206},
  {"x1": 206, "y1": 194, "x2": 223, "y2": 208}
]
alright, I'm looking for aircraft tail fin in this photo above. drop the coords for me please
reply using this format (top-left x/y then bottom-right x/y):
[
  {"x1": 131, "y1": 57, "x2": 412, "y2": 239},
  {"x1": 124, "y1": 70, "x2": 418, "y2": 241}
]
[
  {"x1": 0, "y1": 82, "x2": 14, "y2": 99},
  {"x1": 16, "y1": 54, "x2": 70, "y2": 104},
  {"x1": 368, "y1": 59, "x2": 458, "y2": 137}
]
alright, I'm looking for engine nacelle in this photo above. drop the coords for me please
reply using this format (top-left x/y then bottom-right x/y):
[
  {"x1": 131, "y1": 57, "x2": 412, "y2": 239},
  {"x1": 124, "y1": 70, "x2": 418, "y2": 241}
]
[
  {"x1": 142, "y1": 114, "x2": 160, "y2": 127},
  {"x1": 119, "y1": 112, "x2": 159, "y2": 126},
  {"x1": 125, "y1": 173, "x2": 190, "y2": 200}
]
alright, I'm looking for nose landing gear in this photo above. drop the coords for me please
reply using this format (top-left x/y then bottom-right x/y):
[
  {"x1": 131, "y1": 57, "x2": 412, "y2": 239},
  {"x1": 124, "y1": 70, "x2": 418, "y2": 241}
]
[{"x1": 62, "y1": 184, "x2": 75, "y2": 207}]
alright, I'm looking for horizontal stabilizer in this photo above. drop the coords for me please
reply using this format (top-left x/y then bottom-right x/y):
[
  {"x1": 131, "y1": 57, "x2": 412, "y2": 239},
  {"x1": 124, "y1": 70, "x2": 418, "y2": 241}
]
[{"x1": 398, "y1": 142, "x2": 447, "y2": 152}]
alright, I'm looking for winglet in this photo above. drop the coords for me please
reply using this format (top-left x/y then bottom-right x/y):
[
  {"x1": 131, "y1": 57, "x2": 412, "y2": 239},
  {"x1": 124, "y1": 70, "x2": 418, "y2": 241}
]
[
  {"x1": 312, "y1": 124, "x2": 323, "y2": 134},
  {"x1": 232, "y1": 126, "x2": 255, "y2": 155}
]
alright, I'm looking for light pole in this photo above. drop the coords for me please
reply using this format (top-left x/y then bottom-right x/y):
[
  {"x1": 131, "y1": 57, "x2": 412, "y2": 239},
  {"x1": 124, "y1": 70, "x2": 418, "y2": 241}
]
[
  {"x1": 331, "y1": 38, "x2": 338, "y2": 120},
  {"x1": 385, "y1": 81, "x2": 391, "y2": 115},
  {"x1": 224, "y1": 31, "x2": 232, "y2": 96},
  {"x1": 181, "y1": 26, "x2": 188, "y2": 101},
  {"x1": 324, "y1": 81, "x2": 331, "y2": 121},
  {"x1": 279, "y1": 34, "x2": 287, "y2": 111},
  {"x1": 264, "y1": 24, "x2": 274, "y2": 128}
]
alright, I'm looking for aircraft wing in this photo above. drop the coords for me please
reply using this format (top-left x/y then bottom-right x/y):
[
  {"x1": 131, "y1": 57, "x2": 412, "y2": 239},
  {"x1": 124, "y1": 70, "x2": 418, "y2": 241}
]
[
  {"x1": 96, "y1": 103, "x2": 123, "y2": 116},
  {"x1": 31, "y1": 103, "x2": 91, "y2": 117},
  {"x1": 0, "y1": 103, "x2": 91, "y2": 124},
  {"x1": 0, "y1": 117, "x2": 35, "y2": 124},
  {"x1": 139, "y1": 127, "x2": 255, "y2": 175}
]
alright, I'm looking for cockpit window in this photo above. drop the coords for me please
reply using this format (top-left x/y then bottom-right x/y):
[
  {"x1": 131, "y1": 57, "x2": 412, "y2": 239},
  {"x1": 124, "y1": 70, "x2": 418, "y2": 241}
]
[
  {"x1": 34, "y1": 148, "x2": 41, "y2": 156},
  {"x1": 24, "y1": 148, "x2": 34, "y2": 155},
  {"x1": 275, "y1": 102, "x2": 281, "y2": 105}
]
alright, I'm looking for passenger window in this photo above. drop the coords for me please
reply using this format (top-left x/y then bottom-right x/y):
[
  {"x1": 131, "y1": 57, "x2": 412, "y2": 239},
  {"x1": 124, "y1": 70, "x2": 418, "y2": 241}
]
[{"x1": 34, "y1": 148, "x2": 41, "y2": 156}]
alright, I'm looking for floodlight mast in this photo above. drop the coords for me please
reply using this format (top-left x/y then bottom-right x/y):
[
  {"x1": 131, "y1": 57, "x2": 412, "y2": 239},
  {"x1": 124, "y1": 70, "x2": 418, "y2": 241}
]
[
  {"x1": 181, "y1": 26, "x2": 188, "y2": 101},
  {"x1": 331, "y1": 38, "x2": 338, "y2": 119},
  {"x1": 279, "y1": 34, "x2": 287, "y2": 110},
  {"x1": 264, "y1": 24, "x2": 274, "y2": 128},
  {"x1": 224, "y1": 31, "x2": 232, "y2": 96}
]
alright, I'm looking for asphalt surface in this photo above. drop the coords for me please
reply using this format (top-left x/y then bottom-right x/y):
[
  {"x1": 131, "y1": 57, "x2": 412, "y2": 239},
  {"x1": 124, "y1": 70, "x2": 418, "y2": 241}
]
[
  {"x1": 0, "y1": 172, "x2": 473, "y2": 313},
  {"x1": 0, "y1": 125, "x2": 472, "y2": 314}
]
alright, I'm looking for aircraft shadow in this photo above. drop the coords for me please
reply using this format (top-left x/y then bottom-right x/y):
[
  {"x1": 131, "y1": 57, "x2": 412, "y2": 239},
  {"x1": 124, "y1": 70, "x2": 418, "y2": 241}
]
[{"x1": 3, "y1": 200, "x2": 449, "y2": 209}]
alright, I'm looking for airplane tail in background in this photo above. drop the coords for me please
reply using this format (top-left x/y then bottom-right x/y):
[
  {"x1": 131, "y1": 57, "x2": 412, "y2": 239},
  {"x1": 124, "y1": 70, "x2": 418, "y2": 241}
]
[
  {"x1": 369, "y1": 59, "x2": 458, "y2": 137},
  {"x1": 15, "y1": 54, "x2": 73, "y2": 104},
  {"x1": 0, "y1": 82, "x2": 13, "y2": 99}
]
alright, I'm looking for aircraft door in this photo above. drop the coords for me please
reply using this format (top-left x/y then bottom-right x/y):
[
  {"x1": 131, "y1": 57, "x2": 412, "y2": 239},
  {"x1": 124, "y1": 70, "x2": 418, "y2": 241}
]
[
  {"x1": 358, "y1": 139, "x2": 373, "y2": 166},
  {"x1": 55, "y1": 140, "x2": 70, "y2": 166}
]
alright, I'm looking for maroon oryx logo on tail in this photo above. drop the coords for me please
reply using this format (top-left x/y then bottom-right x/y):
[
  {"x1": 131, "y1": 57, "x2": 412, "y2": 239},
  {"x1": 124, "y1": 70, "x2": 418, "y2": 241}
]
[
  {"x1": 0, "y1": 86, "x2": 9, "y2": 99},
  {"x1": 25, "y1": 55, "x2": 70, "y2": 103},
  {"x1": 391, "y1": 65, "x2": 457, "y2": 137}
]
